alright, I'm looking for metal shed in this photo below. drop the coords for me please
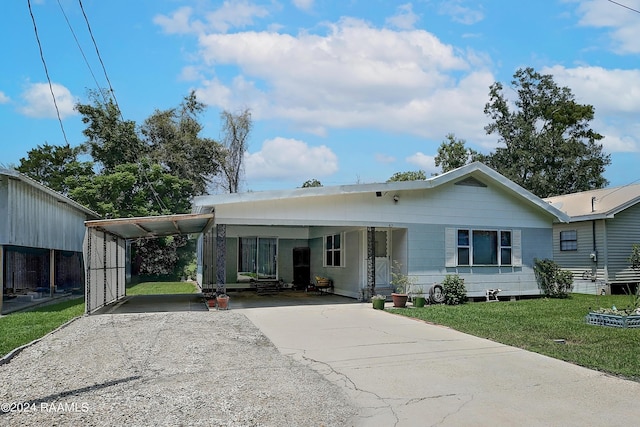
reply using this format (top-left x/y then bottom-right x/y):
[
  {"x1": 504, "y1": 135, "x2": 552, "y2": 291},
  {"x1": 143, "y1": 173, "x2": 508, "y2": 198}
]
[
  {"x1": 1, "y1": 169, "x2": 100, "y2": 314},
  {"x1": 83, "y1": 213, "x2": 214, "y2": 314}
]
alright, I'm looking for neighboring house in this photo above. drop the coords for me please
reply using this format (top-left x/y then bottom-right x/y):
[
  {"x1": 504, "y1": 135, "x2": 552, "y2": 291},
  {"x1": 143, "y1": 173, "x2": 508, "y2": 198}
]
[
  {"x1": 545, "y1": 184, "x2": 640, "y2": 295},
  {"x1": 0, "y1": 168, "x2": 100, "y2": 313},
  {"x1": 193, "y1": 162, "x2": 568, "y2": 301}
]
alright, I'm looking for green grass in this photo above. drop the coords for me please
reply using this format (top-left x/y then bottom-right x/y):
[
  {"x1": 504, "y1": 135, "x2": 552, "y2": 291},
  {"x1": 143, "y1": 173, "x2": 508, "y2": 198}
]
[
  {"x1": 392, "y1": 293, "x2": 640, "y2": 381},
  {"x1": 125, "y1": 281, "x2": 198, "y2": 295},
  {"x1": 0, "y1": 281, "x2": 198, "y2": 358},
  {"x1": 0, "y1": 298, "x2": 84, "y2": 358}
]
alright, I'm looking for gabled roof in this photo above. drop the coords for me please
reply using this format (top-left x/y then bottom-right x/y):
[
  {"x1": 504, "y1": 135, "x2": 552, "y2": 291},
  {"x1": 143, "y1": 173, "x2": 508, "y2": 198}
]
[
  {"x1": 544, "y1": 183, "x2": 640, "y2": 222},
  {"x1": 1, "y1": 168, "x2": 100, "y2": 219},
  {"x1": 193, "y1": 162, "x2": 569, "y2": 223}
]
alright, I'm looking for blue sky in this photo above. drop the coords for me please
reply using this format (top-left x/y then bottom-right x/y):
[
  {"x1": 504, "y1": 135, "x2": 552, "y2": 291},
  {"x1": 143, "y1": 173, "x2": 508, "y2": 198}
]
[{"x1": 2, "y1": 0, "x2": 640, "y2": 192}]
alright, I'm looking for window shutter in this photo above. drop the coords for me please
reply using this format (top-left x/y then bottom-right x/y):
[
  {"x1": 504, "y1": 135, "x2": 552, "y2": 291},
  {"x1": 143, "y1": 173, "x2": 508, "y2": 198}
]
[
  {"x1": 512, "y1": 229, "x2": 522, "y2": 267},
  {"x1": 445, "y1": 228, "x2": 456, "y2": 267}
]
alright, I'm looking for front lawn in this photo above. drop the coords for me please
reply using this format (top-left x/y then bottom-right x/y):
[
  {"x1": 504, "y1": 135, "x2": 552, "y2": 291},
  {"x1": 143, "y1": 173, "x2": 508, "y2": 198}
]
[
  {"x1": 392, "y1": 293, "x2": 640, "y2": 381},
  {"x1": 0, "y1": 298, "x2": 84, "y2": 358},
  {"x1": 126, "y1": 281, "x2": 198, "y2": 295}
]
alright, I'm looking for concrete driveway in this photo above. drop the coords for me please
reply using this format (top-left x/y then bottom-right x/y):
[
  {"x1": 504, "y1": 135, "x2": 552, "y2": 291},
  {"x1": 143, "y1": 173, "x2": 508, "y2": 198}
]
[{"x1": 241, "y1": 302, "x2": 639, "y2": 426}]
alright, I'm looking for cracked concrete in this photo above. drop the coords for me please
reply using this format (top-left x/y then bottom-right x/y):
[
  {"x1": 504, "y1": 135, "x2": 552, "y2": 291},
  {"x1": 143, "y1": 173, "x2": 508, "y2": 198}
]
[{"x1": 241, "y1": 301, "x2": 640, "y2": 426}]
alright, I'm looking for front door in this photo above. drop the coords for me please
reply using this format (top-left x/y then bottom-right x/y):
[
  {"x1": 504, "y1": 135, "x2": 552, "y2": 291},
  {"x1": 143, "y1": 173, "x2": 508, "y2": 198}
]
[{"x1": 374, "y1": 230, "x2": 390, "y2": 287}]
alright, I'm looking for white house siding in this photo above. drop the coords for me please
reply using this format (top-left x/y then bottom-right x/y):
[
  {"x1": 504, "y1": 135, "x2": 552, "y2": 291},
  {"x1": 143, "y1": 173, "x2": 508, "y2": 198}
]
[
  {"x1": 604, "y1": 204, "x2": 640, "y2": 285},
  {"x1": 406, "y1": 224, "x2": 552, "y2": 297}
]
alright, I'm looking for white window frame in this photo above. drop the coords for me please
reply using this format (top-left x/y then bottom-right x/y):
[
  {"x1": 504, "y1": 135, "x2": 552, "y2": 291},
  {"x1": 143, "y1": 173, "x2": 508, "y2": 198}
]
[
  {"x1": 324, "y1": 233, "x2": 343, "y2": 267},
  {"x1": 446, "y1": 228, "x2": 521, "y2": 267}
]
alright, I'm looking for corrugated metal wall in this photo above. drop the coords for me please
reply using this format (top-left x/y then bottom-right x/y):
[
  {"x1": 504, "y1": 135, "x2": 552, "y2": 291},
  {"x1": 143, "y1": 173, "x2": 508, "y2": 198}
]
[
  {"x1": 605, "y1": 204, "x2": 640, "y2": 284},
  {"x1": 84, "y1": 228, "x2": 126, "y2": 314},
  {"x1": 2, "y1": 175, "x2": 86, "y2": 251}
]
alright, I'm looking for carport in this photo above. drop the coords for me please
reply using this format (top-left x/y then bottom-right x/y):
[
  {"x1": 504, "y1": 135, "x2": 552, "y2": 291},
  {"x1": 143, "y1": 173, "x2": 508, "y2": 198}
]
[{"x1": 83, "y1": 213, "x2": 214, "y2": 314}]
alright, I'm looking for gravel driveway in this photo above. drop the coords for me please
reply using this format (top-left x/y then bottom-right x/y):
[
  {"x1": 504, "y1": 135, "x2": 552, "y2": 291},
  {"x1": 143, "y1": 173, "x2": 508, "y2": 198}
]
[{"x1": 0, "y1": 311, "x2": 357, "y2": 426}]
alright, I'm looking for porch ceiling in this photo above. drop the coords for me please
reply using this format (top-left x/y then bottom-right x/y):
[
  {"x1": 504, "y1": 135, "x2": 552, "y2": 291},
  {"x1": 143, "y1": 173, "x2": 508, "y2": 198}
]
[{"x1": 84, "y1": 213, "x2": 215, "y2": 239}]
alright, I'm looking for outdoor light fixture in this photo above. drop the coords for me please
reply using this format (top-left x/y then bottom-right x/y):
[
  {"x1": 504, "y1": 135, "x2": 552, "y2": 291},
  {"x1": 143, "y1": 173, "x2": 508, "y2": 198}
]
[
  {"x1": 393, "y1": 195, "x2": 399, "y2": 203},
  {"x1": 376, "y1": 191, "x2": 382, "y2": 197}
]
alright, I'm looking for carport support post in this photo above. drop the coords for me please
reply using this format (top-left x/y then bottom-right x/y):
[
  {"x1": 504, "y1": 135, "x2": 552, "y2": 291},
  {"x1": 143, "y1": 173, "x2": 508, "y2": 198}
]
[
  {"x1": 366, "y1": 227, "x2": 375, "y2": 301},
  {"x1": 216, "y1": 224, "x2": 226, "y2": 294},
  {"x1": 49, "y1": 249, "x2": 55, "y2": 297}
]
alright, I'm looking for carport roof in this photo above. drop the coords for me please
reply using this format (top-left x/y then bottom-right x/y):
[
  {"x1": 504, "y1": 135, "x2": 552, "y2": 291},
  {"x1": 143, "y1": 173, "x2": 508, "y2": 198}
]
[{"x1": 84, "y1": 213, "x2": 215, "y2": 239}]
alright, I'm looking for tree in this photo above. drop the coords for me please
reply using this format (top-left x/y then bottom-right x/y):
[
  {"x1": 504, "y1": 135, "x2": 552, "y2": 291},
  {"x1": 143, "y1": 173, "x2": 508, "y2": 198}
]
[
  {"x1": 387, "y1": 170, "x2": 426, "y2": 182},
  {"x1": 301, "y1": 179, "x2": 322, "y2": 188},
  {"x1": 17, "y1": 143, "x2": 94, "y2": 195},
  {"x1": 75, "y1": 90, "x2": 146, "y2": 173},
  {"x1": 215, "y1": 108, "x2": 252, "y2": 193},
  {"x1": 484, "y1": 67, "x2": 610, "y2": 198},
  {"x1": 142, "y1": 91, "x2": 221, "y2": 196},
  {"x1": 435, "y1": 133, "x2": 480, "y2": 173}
]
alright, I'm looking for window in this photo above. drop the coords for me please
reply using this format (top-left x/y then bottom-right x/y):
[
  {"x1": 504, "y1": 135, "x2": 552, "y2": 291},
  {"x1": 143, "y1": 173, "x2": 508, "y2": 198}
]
[
  {"x1": 456, "y1": 229, "x2": 512, "y2": 266},
  {"x1": 238, "y1": 237, "x2": 277, "y2": 280},
  {"x1": 560, "y1": 230, "x2": 577, "y2": 251},
  {"x1": 325, "y1": 233, "x2": 342, "y2": 267}
]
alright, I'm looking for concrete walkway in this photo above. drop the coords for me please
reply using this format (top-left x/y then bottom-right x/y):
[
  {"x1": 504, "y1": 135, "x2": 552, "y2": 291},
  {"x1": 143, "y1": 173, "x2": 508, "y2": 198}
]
[{"x1": 242, "y1": 302, "x2": 639, "y2": 426}]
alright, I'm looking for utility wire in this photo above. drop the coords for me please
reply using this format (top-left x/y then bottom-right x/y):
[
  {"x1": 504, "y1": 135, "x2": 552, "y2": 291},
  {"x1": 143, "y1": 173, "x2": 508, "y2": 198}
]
[
  {"x1": 27, "y1": 0, "x2": 69, "y2": 145},
  {"x1": 607, "y1": 0, "x2": 640, "y2": 14},
  {"x1": 56, "y1": 0, "x2": 108, "y2": 105},
  {"x1": 78, "y1": 0, "x2": 123, "y2": 120},
  {"x1": 73, "y1": 0, "x2": 167, "y2": 212}
]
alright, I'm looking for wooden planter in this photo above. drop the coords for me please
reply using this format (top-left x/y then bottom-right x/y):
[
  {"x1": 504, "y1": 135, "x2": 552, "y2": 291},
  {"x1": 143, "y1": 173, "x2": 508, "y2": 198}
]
[{"x1": 585, "y1": 312, "x2": 640, "y2": 328}]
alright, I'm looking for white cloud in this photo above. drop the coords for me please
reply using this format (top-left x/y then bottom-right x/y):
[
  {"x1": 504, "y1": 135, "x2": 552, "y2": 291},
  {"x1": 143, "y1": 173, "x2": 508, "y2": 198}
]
[
  {"x1": 406, "y1": 152, "x2": 437, "y2": 174},
  {"x1": 574, "y1": 0, "x2": 640, "y2": 54},
  {"x1": 19, "y1": 83, "x2": 77, "y2": 119},
  {"x1": 292, "y1": 0, "x2": 314, "y2": 12},
  {"x1": 190, "y1": 17, "x2": 492, "y2": 141},
  {"x1": 0, "y1": 91, "x2": 9, "y2": 103},
  {"x1": 375, "y1": 153, "x2": 396, "y2": 164},
  {"x1": 386, "y1": 3, "x2": 420, "y2": 30},
  {"x1": 244, "y1": 137, "x2": 338, "y2": 180},
  {"x1": 438, "y1": 1, "x2": 484, "y2": 25},
  {"x1": 543, "y1": 65, "x2": 640, "y2": 152},
  {"x1": 154, "y1": 1, "x2": 269, "y2": 35}
]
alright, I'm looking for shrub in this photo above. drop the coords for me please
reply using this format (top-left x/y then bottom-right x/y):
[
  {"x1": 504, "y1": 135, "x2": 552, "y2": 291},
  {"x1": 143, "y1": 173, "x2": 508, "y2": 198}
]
[
  {"x1": 442, "y1": 274, "x2": 467, "y2": 305},
  {"x1": 533, "y1": 258, "x2": 573, "y2": 298}
]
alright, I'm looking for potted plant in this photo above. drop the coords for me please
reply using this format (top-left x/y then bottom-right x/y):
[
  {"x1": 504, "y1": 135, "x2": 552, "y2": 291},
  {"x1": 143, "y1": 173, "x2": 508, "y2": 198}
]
[
  {"x1": 371, "y1": 294, "x2": 386, "y2": 310},
  {"x1": 391, "y1": 261, "x2": 413, "y2": 308},
  {"x1": 216, "y1": 293, "x2": 230, "y2": 310},
  {"x1": 411, "y1": 285, "x2": 426, "y2": 308}
]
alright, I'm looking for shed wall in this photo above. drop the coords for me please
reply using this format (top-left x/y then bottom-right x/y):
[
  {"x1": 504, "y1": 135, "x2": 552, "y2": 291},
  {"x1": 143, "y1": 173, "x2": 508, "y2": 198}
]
[{"x1": 0, "y1": 176, "x2": 87, "y2": 251}]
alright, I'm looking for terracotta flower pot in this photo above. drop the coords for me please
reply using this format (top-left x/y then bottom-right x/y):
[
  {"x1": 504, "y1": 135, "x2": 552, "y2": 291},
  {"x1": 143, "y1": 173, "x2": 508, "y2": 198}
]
[
  {"x1": 391, "y1": 293, "x2": 408, "y2": 308},
  {"x1": 216, "y1": 295, "x2": 230, "y2": 310},
  {"x1": 207, "y1": 299, "x2": 216, "y2": 308}
]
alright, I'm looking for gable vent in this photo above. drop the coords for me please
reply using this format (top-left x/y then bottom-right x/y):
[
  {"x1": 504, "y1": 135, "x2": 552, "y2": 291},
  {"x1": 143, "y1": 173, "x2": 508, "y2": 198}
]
[{"x1": 455, "y1": 177, "x2": 487, "y2": 187}]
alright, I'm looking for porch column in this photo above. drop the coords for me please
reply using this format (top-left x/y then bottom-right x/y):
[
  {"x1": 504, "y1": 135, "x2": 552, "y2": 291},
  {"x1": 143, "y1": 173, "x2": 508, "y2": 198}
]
[
  {"x1": 216, "y1": 224, "x2": 226, "y2": 294},
  {"x1": 49, "y1": 249, "x2": 55, "y2": 297},
  {"x1": 367, "y1": 226, "x2": 375, "y2": 300}
]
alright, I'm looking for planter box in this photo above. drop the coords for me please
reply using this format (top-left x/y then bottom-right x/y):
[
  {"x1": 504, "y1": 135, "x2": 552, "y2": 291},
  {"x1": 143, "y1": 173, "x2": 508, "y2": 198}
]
[{"x1": 585, "y1": 312, "x2": 640, "y2": 328}]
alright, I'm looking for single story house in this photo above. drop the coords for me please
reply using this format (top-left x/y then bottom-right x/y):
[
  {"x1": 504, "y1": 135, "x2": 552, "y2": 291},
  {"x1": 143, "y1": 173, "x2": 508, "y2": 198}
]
[
  {"x1": 545, "y1": 184, "x2": 640, "y2": 294},
  {"x1": 192, "y1": 162, "x2": 568, "y2": 301},
  {"x1": 0, "y1": 168, "x2": 100, "y2": 313}
]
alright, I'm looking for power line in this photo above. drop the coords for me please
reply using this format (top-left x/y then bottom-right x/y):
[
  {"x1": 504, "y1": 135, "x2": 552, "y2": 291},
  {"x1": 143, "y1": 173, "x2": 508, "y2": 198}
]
[
  {"x1": 27, "y1": 0, "x2": 69, "y2": 145},
  {"x1": 608, "y1": 0, "x2": 640, "y2": 14},
  {"x1": 77, "y1": 0, "x2": 123, "y2": 120},
  {"x1": 56, "y1": 0, "x2": 108, "y2": 105}
]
